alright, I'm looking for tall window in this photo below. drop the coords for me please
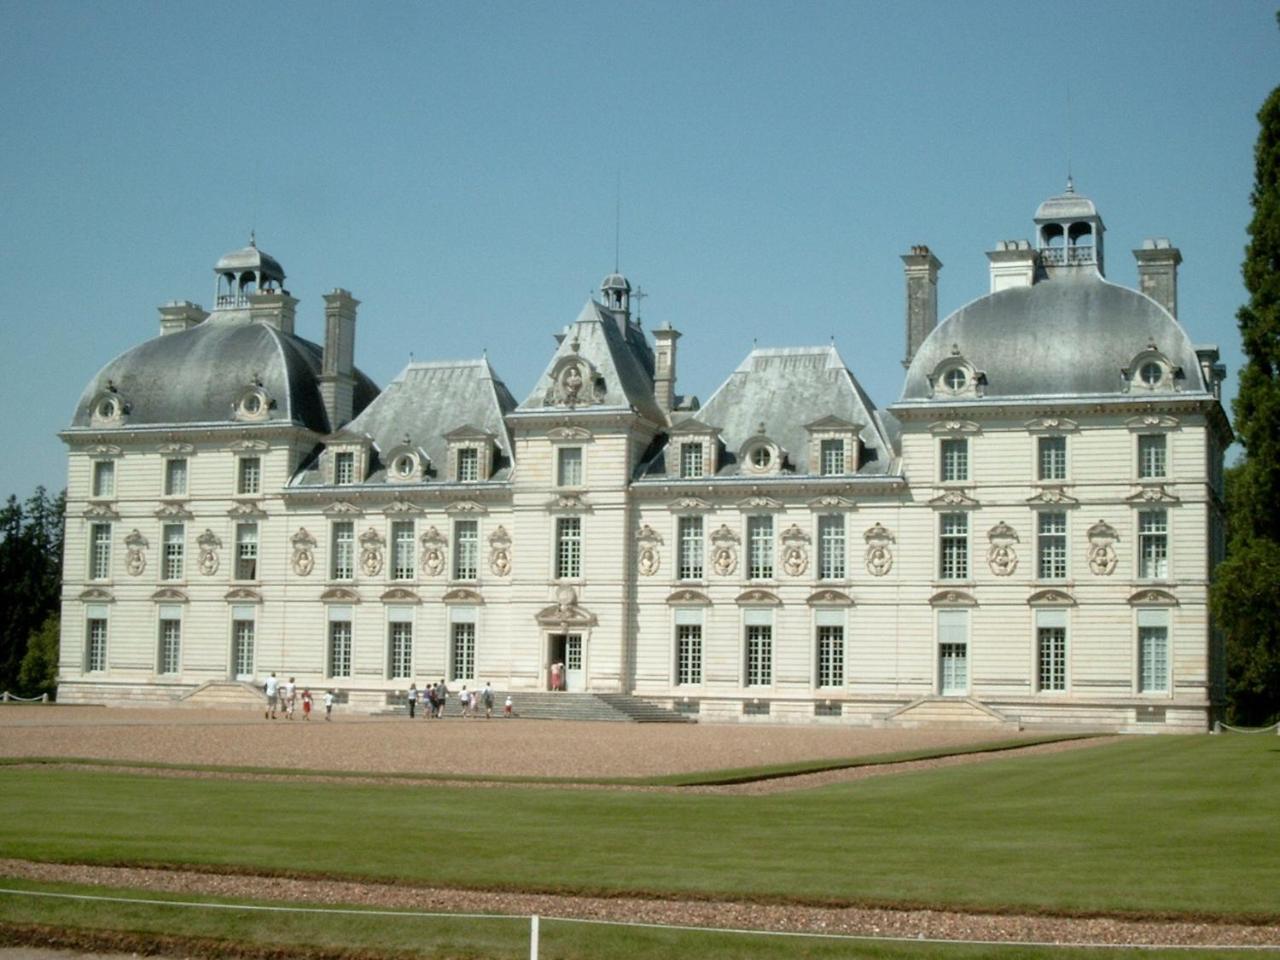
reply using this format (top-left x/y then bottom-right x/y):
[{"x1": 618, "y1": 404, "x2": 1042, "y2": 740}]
[
  {"x1": 158, "y1": 614, "x2": 181, "y2": 675},
  {"x1": 392, "y1": 521, "x2": 415, "y2": 580},
  {"x1": 235, "y1": 523, "x2": 258, "y2": 580},
  {"x1": 557, "y1": 447, "x2": 583, "y2": 487},
  {"x1": 334, "y1": 451, "x2": 355, "y2": 485},
  {"x1": 1138, "y1": 434, "x2": 1167, "y2": 479},
  {"x1": 817, "y1": 625, "x2": 844, "y2": 687},
  {"x1": 456, "y1": 447, "x2": 479, "y2": 482},
  {"x1": 232, "y1": 616, "x2": 255, "y2": 677},
  {"x1": 676, "y1": 624, "x2": 702, "y2": 685},
  {"x1": 388, "y1": 621, "x2": 413, "y2": 679},
  {"x1": 162, "y1": 524, "x2": 184, "y2": 581},
  {"x1": 92, "y1": 461, "x2": 115, "y2": 498},
  {"x1": 164, "y1": 458, "x2": 188, "y2": 497},
  {"x1": 85, "y1": 615, "x2": 108, "y2": 672},
  {"x1": 331, "y1": 521, "x2": 354, "y2": 580},
  {"x1": 745, "y1": 625, "x2": 772, "y2": 686},
  {"x1": 1038, "y1": 626, "x2": 1066, "y2": 692},
  {"x1": 1138, "y1": 510, "x2": 1168, "y2": 579},
  {"x1": 89, "y1": 523, "x2": 112, "y2": 580},
  {"x1": 677, "y1": 516, "x2": 703, "y2": 580},
  {"x1": 1038, "y1": 436, "x2": 1067, "y2": 481},
  {"x1": 679, "y1": 442, "x2": 704, "y2": 479},
  {"x1": 451, "y1": 622, "x2": 476, "y2": 681},
  {"x1": 747, "y1": 516, "x2": 774, "y2": 579},
  {"x1": 555, "y1": 516, "x2": 581, "y2": 579},
  {"x1": 939, "y1": 513, "x2": 969, "y2": 580},
  {"x1": 453, "y1": 520, "x2": 479, "y2": 580},
  {"x1": 940, "y1": 438, "x2": 968, "y2": 482},
  {"x1": 237, "y1": 456, "x2": 261, "y2": 495},
  {"x1": 817, "y1": 515, "x2": 845, "y2": 580},
  {"x1": 1139, "y1": 624, "x2": 1169, "y2": 693},
  {"x1": 328, "y1": 617, "x2": 352, "y2": 678},
  {"x1": 820, "y1": 439, "x2": 846, "y2": 476},
  {"x1": 1037, "y1": 512, "x2": 1067, "y2": 580}
]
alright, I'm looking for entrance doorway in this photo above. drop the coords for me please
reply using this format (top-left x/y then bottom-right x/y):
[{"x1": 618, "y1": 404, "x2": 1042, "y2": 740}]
[
  {"x1": 939, "y1": 642, "x2": 968, "y2": 696},
  {"x1": 232, "y1": 620, "x2": 255, "y2": 682},
  {"x1": 548, "y1": 633, "x2": 585, "y2": 691}
]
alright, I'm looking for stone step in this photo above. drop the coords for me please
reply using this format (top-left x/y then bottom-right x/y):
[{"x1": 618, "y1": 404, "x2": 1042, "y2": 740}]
[{"x1": 377, "y1": 691, "x2": 693, "y2": 723}]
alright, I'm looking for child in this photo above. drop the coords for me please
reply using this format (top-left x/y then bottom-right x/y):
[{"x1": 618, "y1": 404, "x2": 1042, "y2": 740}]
[
  {"x1": 323, "y1": 689, "x2": 335, "y2": 721},
  {"x1": 504, "y1": 694, "x2": 513, "y2": 718},
  {"x1": 301, "y1": 688, "x2": 312, "y2": 720}
]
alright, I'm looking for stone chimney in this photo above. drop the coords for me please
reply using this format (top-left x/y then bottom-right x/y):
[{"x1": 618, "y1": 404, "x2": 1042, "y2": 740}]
[
  {"x1": 1134, "y1": 238, "x2": 1182, "y2": 318},
  {"x1": 319, "y1": 289, "x2": 360, "y2": 431},
  {"x1": 653, "y1": 321, "x2": 681, "y2": 417},
  {"x1": 248, "y1": 290, "x2": 298, "y2": 335},
  {"x1": 901, "y1": 245, "x2": 941, "y2": 367},
  {"x1": 158, "y1": 300, "x2": 208, "y2": 336},
  {"x1": 986, "y1": 240, "x2": 1038, "y2": 292},
  {"x1": 1194, "y1": 344, "x2": 1227, "y2": 400}
]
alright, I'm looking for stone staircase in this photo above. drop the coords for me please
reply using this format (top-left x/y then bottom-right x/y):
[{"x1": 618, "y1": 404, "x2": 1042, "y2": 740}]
[
  {"x1": 178, "y1": 680, "x2": 268, "y2": 710},
  {"x1": 881, "y1": 696, "x2": 1020, "y2": 729},
  {"x1": 384, "y1": 691, "x2": 693, "y2": 723}
]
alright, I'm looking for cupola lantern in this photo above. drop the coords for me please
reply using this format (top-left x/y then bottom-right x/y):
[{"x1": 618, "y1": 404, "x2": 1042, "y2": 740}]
[{"x1": 1033, "y1": 178, "x2": 1105, "y2": 276}]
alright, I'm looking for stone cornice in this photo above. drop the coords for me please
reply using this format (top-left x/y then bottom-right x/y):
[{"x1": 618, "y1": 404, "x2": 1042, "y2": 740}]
[
  {"x1": 630, "y1": 476, "x2": 907, "y2": 500},
  {"x1": 61, "y1": 422, "x2": 321, "y2": 448}
]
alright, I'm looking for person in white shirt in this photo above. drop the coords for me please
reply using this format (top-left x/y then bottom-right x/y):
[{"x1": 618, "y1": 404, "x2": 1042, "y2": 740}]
[
  {"x1": 283, "y1": 677, "x2": 297, "y2": 719},
  {"x1": 323, "y1": 689, "x2": 335, "y2": 721},
  {"x1": 263, "y1": 673, "x2": 279, "y2": 720}
]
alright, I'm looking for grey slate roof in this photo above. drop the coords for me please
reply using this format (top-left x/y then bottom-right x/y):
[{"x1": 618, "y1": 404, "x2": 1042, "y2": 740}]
[
  {"x1": 642, "y1": 345, "x2": 893, "y2": 477},
  {"x1": 517, "y1": 299, "x2": 663, "y2": 423},
  {"x1": 898, "y1": 271, "x2": 1209, "y2": 403},
  {"x1": 70, "y1": 315, "x2": 378, "y2": 433},
  {"x1": 297, "y1": 359, "x2": 516, "y2": 484}
]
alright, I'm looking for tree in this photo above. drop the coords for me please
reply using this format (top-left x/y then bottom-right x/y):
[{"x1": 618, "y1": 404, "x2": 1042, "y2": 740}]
[
  {"x1": 1212, "y1": 81, "x2": 1280, "y2": 725},
  {"x1": 17, "y1": 613, "x2": 59, "y2": 699},
  {"x1": 0, "y1": 486, "x2": 65, "y2": 696}
]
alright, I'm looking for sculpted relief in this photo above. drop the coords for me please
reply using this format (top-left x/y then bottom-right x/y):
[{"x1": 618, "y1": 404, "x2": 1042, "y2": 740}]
[
  {"x1": 488, "y1": 525, "x2": 512, "y2": 577},
  {"x1": 291, "y1": 528, "x2": 316, "y2": 577},
  {"x1": 710, "y1": 524, "x2": 740, "y2": 577},
  {"x1": 863, "y1": 523, "x2": 894, "y2": 577},
  {"x1": 196, "y1": 529, "x2": 221, "y2": 576},
  {"x1": 636, "y1": 524, "x2": 663, "y2": 577},
  {"x1": 986, "y1": 521, "x2": 1020, "y2": 577},
  {"x1": 419, "y1": 526, "x2": 447, "y2": 577},
  {"x1": 1087, "y1": 520, "x2": 1119, "y2": 576}
]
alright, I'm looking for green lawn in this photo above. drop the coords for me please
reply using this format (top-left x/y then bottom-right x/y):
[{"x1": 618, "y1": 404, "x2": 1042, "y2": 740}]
[
  {"x1": 1, "y1": 735, "x2": 1277, "y2": 919},
  {"x1": 0, "y1": 878, "x2": 1270, "y2": 960}
]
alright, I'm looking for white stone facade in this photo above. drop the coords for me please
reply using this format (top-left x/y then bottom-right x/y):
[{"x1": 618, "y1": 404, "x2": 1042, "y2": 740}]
[{"x1": 58, "y1": 192, "x2": 1229, "y2": 731}]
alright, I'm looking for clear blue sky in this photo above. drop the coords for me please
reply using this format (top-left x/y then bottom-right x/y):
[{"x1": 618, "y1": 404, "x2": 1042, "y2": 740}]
[{"x1": 1, "y1": 1, "x2": 1274, "y2": 497}]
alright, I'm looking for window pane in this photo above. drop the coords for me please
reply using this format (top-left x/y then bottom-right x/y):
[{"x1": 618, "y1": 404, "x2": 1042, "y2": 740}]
[
  {"x1": 92, "y1": 461, "x2": 114, "y2": 498},
  {"x1": 939, "y1": 512, "x2": 968, "y2": 580},
  {"x1": 1139, "y1": 625, "x2": 1169, "y2": 692},
  {"x1": 331, "y1": 522, "x2": 353, "y2": 580},
  {"x1": 746, "y1": 625, "x2": 772, "y2": 686},
  {"x1": 940, "y1": 439, "x2": 968, "y2": 482},
  {"x1": 1037, "y1": 512, "x2": 1067, "y2": 580},
  {"x1": 238, "y1": 457, "x2": 261, "y2": 495},
  {"x1": 1037, "y1": 626, "x2": 1066, "y2": 691},
  {"x1": 557, "y1": 447, "x2": 582, "y2": 487},
  {"x1": 817, "y1": 625, "x2": 844, "y2": 687},
  {"x1": 158, "y1": 618, "x2": 181, "y2": 674},
  {"x1": 453, "y1": 520, "x2": 478, "y2": 580},
  {"x1": 1138, "y1": 510, "x2": 1168, "y2": 579},
  {"x1": 457, "y1": 447, "x2": 479, "y2": 482},
  {"x1": 1038, "y1": 436, "x2": 1066, "y2": 481},
  {"x1": 233, "y1": 620, "x2": 255, "y2": 676},
  {"x1": 1138, "y1": 435, "x2": 1167, "y2": 479},
  {"x1": 236, "y1": 523, "x2": 259, "y2": 580},
  {"x1": 328, "y1": 620, "x2": 352, "y2": 678},
  {"x1": 676, "y1": 624, "x2": 702, "y2": 684},
  {"x1": 392, "y1": 521, "x2": 415, "y2": 580},
  {"x1": 556, "y1": 517, "x2": 581, "y2": 579},
  {"x1": 680, "y1": 443, "x2": 704, "y2": 479},
  {"x1": 334, "y1": 452, "x2": 355, "y2": 485},
  {"x1": 451, "y1": 622, "x2": 475, "y2": 681},
  {"x1": 818, "y1": 515, "x2": 845, "y2": 580},
  {"x1": 164, "y1": 458, "x2": 188, "y2": 496},
  {"x1": 388, "y1": 621, "x2": 413, "y2": 679},
  {"x1": 748, "y1": 516, "x2": 773, "y2": 579},
  {"x1": 820, "y1": 439, "x2": 845, "y2": 476},
  {"x1": 90, "y1": 523, "x2": 112, "y2": 580},
  {"x1": 86, "y1": 618, "x2": 108, "y2": 672},
  {"x1": 678, "y1": 516, "x2": 703, "y2": 580},
  {"x1": 163, "y1": 524, "x2": 184, "y2": 581}
]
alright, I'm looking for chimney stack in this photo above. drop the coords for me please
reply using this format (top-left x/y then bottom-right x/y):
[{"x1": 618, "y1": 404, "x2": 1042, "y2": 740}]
[
  {"x1": 1133, "y1": 238, "x2": 1182, "y2": 318},
  {"x1": 248, "y1": 290, "x2": 298, "y2": 335},
  {"x1": 653, "y1": 322, "x2": 681, "y2": 418},
  {"x1": 901, "y1": 245, "x2": 941, "y2": 367},
  {"x1": 158, "y1": 300, "x2": 208, "y2": 336},
  {"x1": 986, "y1": 239, "x2": 1038, "y2": 292},
  {"x1": 319, "y1": 288, "x2": 360, "y2": 431}
]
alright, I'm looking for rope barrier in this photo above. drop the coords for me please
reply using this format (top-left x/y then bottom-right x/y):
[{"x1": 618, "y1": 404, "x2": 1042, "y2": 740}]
[
  {"x1": 1213, "y1": 720, "x2": 1280, "y2": 735},
  {"x1": 0, "y1": 692, "x2": 48, "y2": 703},
  {"x1": 0, "y1": 886, "x2": 1276, "y2": 953}
]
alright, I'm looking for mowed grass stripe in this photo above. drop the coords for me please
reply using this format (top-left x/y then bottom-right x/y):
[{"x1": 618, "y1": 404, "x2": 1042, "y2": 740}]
[
  {"x1": 0, "y1": 878, "x2": 1270, "y2": 960},
  {"x1": 1, "y1": 735, "x2": 1276, "y2": 918}
]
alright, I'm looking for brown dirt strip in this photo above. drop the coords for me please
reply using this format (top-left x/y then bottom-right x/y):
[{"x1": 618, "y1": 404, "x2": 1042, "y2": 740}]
[
  {"x1": 2, "y1": 735, "x2": 1118, "y2": 794},
  {"x1": 1, "y1": 860, "x2": 1277, "y2": 949}
]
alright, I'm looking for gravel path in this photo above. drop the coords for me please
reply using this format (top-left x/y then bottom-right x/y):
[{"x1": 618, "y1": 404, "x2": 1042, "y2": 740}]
[{"x1": 1, "y1": 859, "x2": 1276, "y2": 949}]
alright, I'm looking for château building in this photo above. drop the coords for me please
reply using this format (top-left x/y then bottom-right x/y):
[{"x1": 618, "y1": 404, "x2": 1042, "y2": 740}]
[{"x1": 58, "y1": 186, "x2": 1230, "y2": 730}]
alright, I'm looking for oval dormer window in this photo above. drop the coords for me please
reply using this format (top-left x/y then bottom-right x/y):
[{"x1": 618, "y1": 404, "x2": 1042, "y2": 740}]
[
  {"x1": 234, "y1": 386, "x2": 271, "y2": 422},
  {"x1": 97, "y1": 397, "x2": 119, "y2": 419},
  {"x1": 394, "y1": 454, "x2": 416, "y2": 478},
  {"x1": 243, "y1": 393, "x2": 262, "y2": 415},
  {"x1": 943, "y1": 368, "x2": 968, "y2": 391},
  {"x1": 1139, "y1": 361, "x2": 1164, "y2": 387}
]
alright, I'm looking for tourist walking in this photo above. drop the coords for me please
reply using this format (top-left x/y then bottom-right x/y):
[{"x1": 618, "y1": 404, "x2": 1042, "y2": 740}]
[
  {"x1": 301, "y1": 688, "x2": 313, "y2": 720},
  {"x1": 504, "y1": 694, "x2": 513, "y2": 718},
  {"x1": 323, "y1": 689, "x2": 335, "y2": 721},
  {"x1": 263, "y1": 672, "x2": 279, "y2": 720},
  {"x1": 482, "y1": 682, "x2": 494, "y2": 719},
  {"x1": 407, "y1": 682, "x2": 418, "y2": 719},
  {"x1": 284, "y1": 677, "x2": 297, "y2": 719},
  {"x1": 435, "y1": 680, "x2": 447, "y2": 719}
]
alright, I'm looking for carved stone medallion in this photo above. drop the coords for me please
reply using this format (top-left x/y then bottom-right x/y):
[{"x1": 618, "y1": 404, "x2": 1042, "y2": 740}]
[
  {"x1": 359, "y1": 527, "x2": 385, "y2": 577},
  {"x1": 291, "y1": 528, "x2": 316, "y2": 577},
  {"x1": 780, "y1": 523, "x2": 810, "y2": 577},
  {"x1": 124, "y1": 529, "x2": 148, "y2": 576},
  {"x1": 863, "y1": 523, "x2": 895, "y2": 577},
  {"x1": 419, "y1": 526, "x2": 447, "y2": 577},
  {"x1": 636, "y1": 524, "x2": 663, "y2": 577},
  {"x1": 196, "y1": 529, "x2": 222, "y2": 576},
  {"x1": 1086, "y1": 520, "x2": 1119, "y2": 576},
  {"x1": 986, "y1": 521, "x2": 1020, "y2": 577},
  {"x1": 488, "y1": 525, "x2": 512, "y2": 577},
  {"x1": 710, "y1": 524, "x2": 740, "y2": 577}
]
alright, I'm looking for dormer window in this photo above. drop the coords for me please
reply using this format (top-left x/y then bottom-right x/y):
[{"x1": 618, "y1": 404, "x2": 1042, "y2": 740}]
[
  {"x1": 90, "y1": 388, "x2": 126, "y2": 427},
  {"x1": 457, "y1": 447, "x2": 480, "y2": 483},
  {"x1": 1139, "y1": 361, "x2": 1164, "y2": 387},
  {"x1": 334, "y1": 452, "x2": 355, "y2": 485},
  {"x1": 750, "y1": 446, "x2": 772, "y2": 470},
  {"x1": 805, "y1": 417, "x2": 861, "y2": 478},
  {"x1": 928, "y1": 352, "x2": 983, "y2": 400},
  {"x1": 1125, "y1": 345, "x2": 1179, "y2": 394},
  {"x1": 680, "y1": 442, "x2": 704, "y2": 479},
  {"x1": 393, "y1": 454, "x2": 417, "y2": 479},
  {"x1": 444, "y1": 426, "x2": 495, "y2": 483},
  {"x1": 324, "y1": 441, "x2": 369, "y2": 486},
  {"x1": 820, "y1": 439, "x2": 845, "y2": 476},
  {"x1": 943, "y1": 368, "x2": 967, "y2": 391},
  {"x1": 233, "y1": 384, "x2": 272, "y2": 422},
  {"x1": 665, "y1": 419, "x2": 720, "y2": 481}
]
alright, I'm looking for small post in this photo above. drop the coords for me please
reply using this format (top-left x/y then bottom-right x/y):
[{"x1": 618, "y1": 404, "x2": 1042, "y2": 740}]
[
  {"x1": 530, "y1": 914, "x2": 539, "y2": 960},
  {"x1": 2, "y1": 692, "x2": 8, "y2": 702},
  {"x1": 1212, "y1": 720, "x2": 1221, "y2": 735},
  {"x1": 41, "y1": 693, "x2": 48, "y2": 703}
]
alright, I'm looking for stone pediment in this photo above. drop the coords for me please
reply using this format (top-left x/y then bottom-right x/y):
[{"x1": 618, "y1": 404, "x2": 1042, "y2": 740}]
[
  {"x1": 151, "y1": 587, "x2": 189, "y2": 603},
  {"x1": 446, "y1": 500, "x2": 489, "y2": 515},
  {"x1": 224, "y1": 587, "x2": 262, "y2": 603},
  {"x1": 668, "y1": 496, "x2": 713, "y2": 512},
  {"x1": 78, "y1": 587, "x2": 114, "y2": 603},
  {"x1": 381, "y1": 587, "x2": 422, "y2": 604},
  {"x1": 320, "y1": 586, "x2": 361, "y2": 603},
  {"x1": 1026, "y1": 487, "x2": 1078, "y2": 506},
  {"x1": 443, "y1": 424, "x2": 496, "y2": 441},
  {"x1": 442, "y1": 587, "x2": 485, "y2": 605},
  {"x1": 808, "y1": 494, "x2": 856, "y2": 510},
  {"x1": 929, "y1": 589, "x2": 977, "y2": 607},
  {"x1": 735, "y1": 589, "x2": 781, "y2": 606},
  {"x1": 1126, "y1": 414, "x2": 1180, "y2": 432},
  {"x1": 1024, "y1": 417, "x2": 1079, "y2": 433},
  {"x1": 156, "y1": 441, "x2": 195, "y2": 455},
  {"x1": 928, "y1": 419, "x2": 981, "y2": 435},
  {"x1": 86, "y1": 444, "x2": 123, "y2": 457},
  {"x1": 323, "y1": 501, "x2": 364, "y2": 517},
  {"x1": 807, "y1": 589, "x2": 853, "y2": 607},
  {"x1": 1126, "y1": 484, "x2": 1180, "y2": 504},
  {"x1": 227, "y1": 500, "x2": 267, "y2": 519},
  {"x1": 227, "y1": 438, "x2": 270, "y2": 452},
  {"x1": 804, "y1": 415, "x2": 861, "y2": 432},
  {"x1": 546, "y1": 493, "x2": 591, "y2": 513},
  {"x1": 535, "y1": 585, "x2": 596, "y2": 627},
  {"x1": 736, "y1": 495, "x2": 784, "y2": 511},
  {"x1": 384, "y1": 499, "x2": 424, "y2": 515},
  {"x1": 1027, "y1": 588, "x2": 1075, "y2": 606},
  {"x1": 1129, "y1": 588, "x2": 1179, "y2": 606},
  {"x1": 668, "y1": 416, "x2": 718, "y2": 435},
  {"x1": 155, "y1": 502, "x2": 194, "y2": 520},
  {"x1": 929, "y1": 489, "x2": 979, "y2": 508},
  {"x1": 82, "y1": 503, "x2": 120, "y2": 520},
  {"x1": 547, "y1": 426, "x2": 594, "y2": 442},
  {"x1": 666, "y1": 588, "x2": 711, "y2": 606}
]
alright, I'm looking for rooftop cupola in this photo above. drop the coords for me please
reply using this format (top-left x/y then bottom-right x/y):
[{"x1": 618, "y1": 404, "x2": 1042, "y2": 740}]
[
  {"x1": 214, "y1": 234, "x2": 287, "y2": 310},
  {"x1": 601, "y1": 272, "x2": 631, "y2": 320},
  {"x1": 1033, "y1": 178, "x2": 1105, "y2": 276}
]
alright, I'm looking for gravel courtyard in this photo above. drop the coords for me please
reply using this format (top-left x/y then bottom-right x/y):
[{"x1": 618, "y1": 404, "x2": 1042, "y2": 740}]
[{"x1": 0, "y1": 705, "x2": 1019, "y2": 778}]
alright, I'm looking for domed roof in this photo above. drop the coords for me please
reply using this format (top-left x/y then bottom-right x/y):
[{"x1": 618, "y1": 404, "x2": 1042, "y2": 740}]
[
  {"x1": 215, "y1": 241, "x2": 285, "y2": 279},
  {"x1": 1034, "y1": 181, "x2": 1099, "y2": 222},
  {"x1": 899, "y1": 272, "x2": 1207, "y2": 402},
  {"x1": 70, "y1": 317, "x2": 377, "y2": 433},
  {"x1": 601, "y1": 272, "x2": 630, "y2": 291}
]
